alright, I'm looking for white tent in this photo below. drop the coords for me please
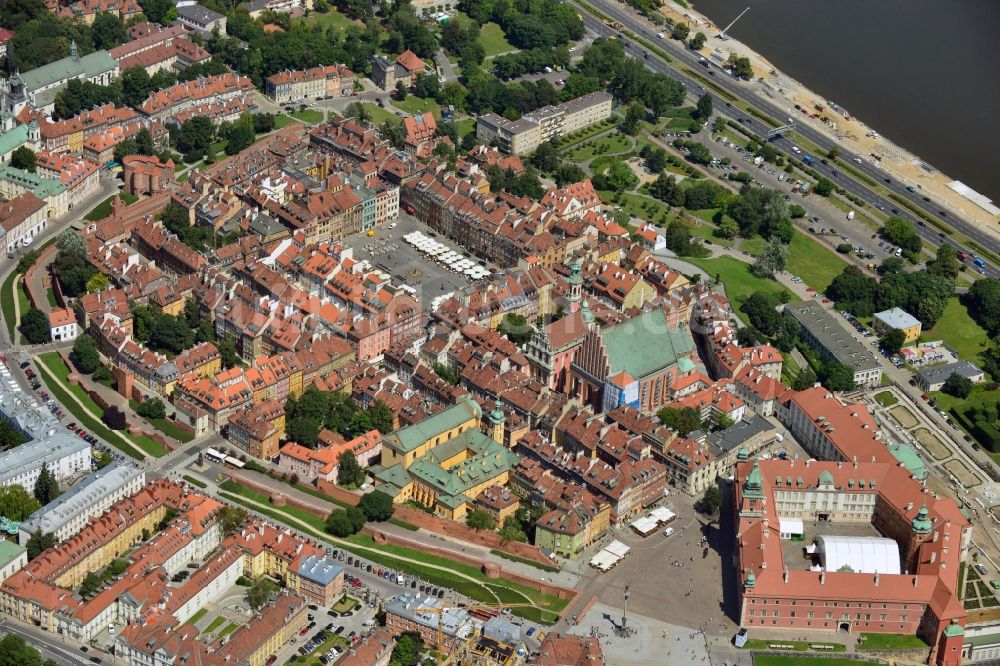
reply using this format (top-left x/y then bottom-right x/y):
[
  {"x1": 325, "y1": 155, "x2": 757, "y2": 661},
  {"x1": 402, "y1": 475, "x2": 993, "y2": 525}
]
[
  {"x1": 589, "y1": 550, "x2": 619, "y2": 571},
  {"x1": 604, "y1": 540, "x2": 631, "y2": 559},
  {"x1": 814, "y1": 535, "x2": 901, "y2": 575},
  {"x1": 650, "y1": 506, "x2": 675, "y2": 524},
  {"x1": 630, "y1": 516, "x2": 659, "y2": 536},
  {"x1": 779, "y1": 517, "x2": 804, "y2": 540}
]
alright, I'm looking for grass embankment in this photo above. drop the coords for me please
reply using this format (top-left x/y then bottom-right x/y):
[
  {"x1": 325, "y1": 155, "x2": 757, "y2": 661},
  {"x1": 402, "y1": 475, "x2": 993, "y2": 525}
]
[
  {"x1": 742, "y1": 639, "x2": 845, "y2": 652},
  {"x1": 1, "y1": 270, "x2": 20, "y2": 340},
  {"x1": 687, "y1": 255, "x2": 798, "y2": 314},
  {"x1": 128, "y1": 399, "x2": 194, "y2": 443},
  {"x1": 923, "y1": 297, "x2": 989, "y2": 363},
  {"x1": 218, "y1": 480, "x2": 567, "y2": 623},
  {"x1": 85, "y1": 192, "x2": 139, "y2": 221},
  {"x1": 183, "y1": 475, "x2": 207, "y2": 489},
  {"x1": 35, "y1": 352, "x2": 166, "y2": 459},
  {"x1": 490, "y1": 550, "x2": 561, "y2": 573}
]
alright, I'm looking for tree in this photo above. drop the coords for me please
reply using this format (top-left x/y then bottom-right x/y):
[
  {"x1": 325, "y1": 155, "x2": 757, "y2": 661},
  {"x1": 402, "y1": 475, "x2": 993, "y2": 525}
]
[
  {"x1": 358, "y1": 490, "x2": 395, "y2": 522},
  {"x1": 819, "y1": 361, "x2": 855, "y2": 392},
  {"x1": 390, "y1": 633, "x2": 423, "y2": 666},
  {"x1": 218, "y1": 339, "x2": 241, "y2": 369},
  {"x1": 346, "y1": 506, "x2": 366, "y2": 533},
  {"x1": 498, "y1": 519, "x2": 528, "y2": 543},
  {"x1": 0, "y1": 420, "x2": 28, "y2": 451},
  {"x1": 712, "y1": 412, "x2": 735, "y2": 432},
  {"x1": 214, "y1": 505, "x2": 248, "y2": 535},
  {"x1": 33, "y1": 464, "x2": 59, "y2": 506},
  {"x1": 95, "y1": 450, "x2": 113, "y2": 470},
  {"x1": 345, "y1": 101, "x2": 372, "y2": 125},
  {"x1": 225, "y1": 124, "x2": 255, "y2": 155},
  {"x1": 727, "y1": 54, "x2": 753, "y2": 79},
  {"x1": 25, "y1": 530, "x2": 56, "y2": 560},
  {"x1": 176, "y1": 116, "x2": 215, "y2": 156},
  {"x1": 71, "y1": 334, "x2": 101, "y2": 374},
  {"x1": 246, "y1": 576, "x2": 279, "y2": 611},
  {"x1": 751, "y1": 237, "x2": 789, "y2": 278},
  {"x1": 813, "y1": 178, "x2": 834, "y2": 196},
  {"x1": 792, "y1": 367, "x2": 818, "y2": 391},
  {"x1": 395, "y1": 81, "x2": 408, "y2": 101},
  {"x1": 671, "y1": 22, "x2": 690, "y2": 41},
  {"x1": 136, "y1": 398, "x2": 166, "y2": 420},
  {"x1": 19, "y1": 308, "x2": 51, "y2": 344},
  {"x1": 596, "y1": 158, "x2": 637, "y2": 192},
  {"x1": 91, "y1": 11, "x2": 128, "y2": 49},
  {"x1": 0, "y1": 0, "x2": 46, "y2": 30},
  {"x1": 554, "y1": 163, "x2": 586, "y2": 187},
  {"x1": 138, "y1": 0, "x2": 175, "y2": 24},
  {"x1": 688, "y1": 31, "x2": 706, "y2": 50},
  {"x1": 695, "y1": 92, "x2": 712, "y2": 120},
  {"x1": 149, "y1": 314, "x2": 195, "y2": 354},
  {"x1": 881, "y1": 216, "x2": 922, "y2": 256},
  {"x1": 530, "y1": 141, "x2": 560, "y2": 172},
  {"x1": 79, "y1": 571, "x2": 101, "y2": 598},
  {"x1": 337, "y1": 450, "x2": 365, "y2": 487},
  {"x1": 942, "y1": 373, "x2": 973, "y2": 399},
  {"x1": 880, "y1": 328, "x2": 906, "y2": 354},
  {"x1": 965, "y1": 278, "x2": 1000, "y2": 336},
  {"x1": 739, "y1": 292, "x2": 783, "y2": 336},
  {"x1": 656, "y1": 406, "x2": 703, "y2": 435},
  {"x1": 0, "y1": 485, "x2": 41, "y2": 521},
  {"x1": 621, "y1": 102, "x2": 646, "y2": 135},
  {"x1": 466, "y1": 509, "x2": 496, "y2": 531},
  {"x1": 685, "y1": 142, "x2": 712, "y2": 165},
  {"x1": 10, "y1": 146, "x2": 36, "y2": 172},
  {"x1": 695, "y1": 485, "x2": 721, "y2": 515},
  {"x1": 927, "y1": 245, "x2": 960, "y2": 281},
  {"x1": 325, "y1": 509, "x2": 357, "y2": 537},
  {"x1": 86, "y1": 273, "x2": 110, "y2": 293},
  {"x1": 499, "y1": 313, "x2": 534, "y2": 346}
]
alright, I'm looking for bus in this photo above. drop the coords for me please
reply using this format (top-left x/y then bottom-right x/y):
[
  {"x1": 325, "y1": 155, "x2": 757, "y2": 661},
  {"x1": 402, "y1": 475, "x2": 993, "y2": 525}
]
[
  {"x1": 204, "y1": 448, "x2": 225, "y2": 464},
  {"x1": 224, "y1": 456, "x2": 245, "y2": 469}
]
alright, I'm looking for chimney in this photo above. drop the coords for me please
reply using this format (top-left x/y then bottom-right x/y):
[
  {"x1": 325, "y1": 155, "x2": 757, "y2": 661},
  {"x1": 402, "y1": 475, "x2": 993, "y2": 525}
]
[
  {"x1": 913, "y1": 576, "x2": 918, "y2": 588},
  {"x1": 874, "y1": 573, "x2": 879, "y2": 587},
  {"x1": 820, "y1": 572, "x2": 825, "y2": 585}
]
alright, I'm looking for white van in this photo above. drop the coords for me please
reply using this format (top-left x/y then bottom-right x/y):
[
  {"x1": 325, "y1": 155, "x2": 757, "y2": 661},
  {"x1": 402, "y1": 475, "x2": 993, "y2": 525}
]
[{"x1": 664, "y1": 527, "x2": 675, "y2": 537}]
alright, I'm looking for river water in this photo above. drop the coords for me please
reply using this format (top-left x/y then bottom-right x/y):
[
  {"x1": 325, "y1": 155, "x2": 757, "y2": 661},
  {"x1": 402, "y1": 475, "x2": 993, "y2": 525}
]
[{"x1": 690, "y1": 0, "x2": 1000, "y2": 201}]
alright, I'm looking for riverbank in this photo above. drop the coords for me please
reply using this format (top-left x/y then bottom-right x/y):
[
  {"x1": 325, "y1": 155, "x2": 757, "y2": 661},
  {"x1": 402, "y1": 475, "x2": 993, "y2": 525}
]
[{"x1": 659, "y1": 0, "x2": 1000, "y2": 238}]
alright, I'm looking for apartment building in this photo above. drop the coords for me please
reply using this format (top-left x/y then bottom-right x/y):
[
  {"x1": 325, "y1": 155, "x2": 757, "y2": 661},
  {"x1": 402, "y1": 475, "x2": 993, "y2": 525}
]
[
  {"x1": 477, "y1": 92, "x2": 613, "y2": 155},
  {"x1": 265, "y1": 64, "x2": 354, "y2": 103},
  {"x1": 783, "y1": 300, "x2": 883, "y2": 388}
]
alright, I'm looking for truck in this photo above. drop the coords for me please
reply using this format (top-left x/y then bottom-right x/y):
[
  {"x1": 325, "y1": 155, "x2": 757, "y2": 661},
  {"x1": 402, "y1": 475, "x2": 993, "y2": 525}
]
[
  {"x1": 802, "y1": 155, "x2": 814, "y2": 166},
  {"x1": 800, "y1": 182, "x2": 811, "y2": 195},
  {"x1": 957, "y1": 251, "x2": 969, "y2": 261},
  {"x1": 974, "y1": 257, "x2": 987, "y2": 268}
]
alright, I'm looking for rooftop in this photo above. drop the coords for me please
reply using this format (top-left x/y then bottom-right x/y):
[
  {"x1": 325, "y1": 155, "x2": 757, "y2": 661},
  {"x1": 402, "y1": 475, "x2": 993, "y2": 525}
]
[{"x1": 874, "y1": 307, "x2": 922, "y2": 331}]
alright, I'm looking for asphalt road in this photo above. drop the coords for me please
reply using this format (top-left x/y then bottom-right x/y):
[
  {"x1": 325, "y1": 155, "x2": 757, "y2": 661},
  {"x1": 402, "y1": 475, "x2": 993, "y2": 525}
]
[
  {"x1": 572, "y1": 0, "x2": 1000, "y2": 279},
  {"x1": 0, "y1": 619, "x2": 97, "y2": 665}
]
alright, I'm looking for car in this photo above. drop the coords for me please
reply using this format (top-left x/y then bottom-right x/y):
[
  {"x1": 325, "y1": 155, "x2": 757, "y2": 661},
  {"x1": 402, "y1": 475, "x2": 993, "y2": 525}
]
[
  {"x1": 300, "y1": 626, "x2": 311, "y2": 636},
  {"x1": 334, "y1": 626, "x2": 345, "y2": 635},
  {"x1": 19, "y1": 362, "x2": 30, "y2": 369},
  {"x1": 939, "y1": 210, "x2": 947, "y2": 217},
  {"x1": 309, "y1": 604, "x2": 319, "y2": 611},
  {"x1": 89, "y1": 658, "x2": 102, "y2": 664},
  {"x1": 67, "y1": 422, "x2": 76, "y2": 429},
  {"x1": 891, "y1": 208, "x2": 900, "y2": 215},
  {"x1": 664, "y1": 527, "x2": 675, "y2": 536},
  {"x1": 734, "y1": 628, "x2": 749, "y2": 648},
  {"x1": 883, "y1": 177, "x2": 891, "y2": 184},
  {"x1": 265, "y1": 657, "x2": 278, "y2": 666},
  {"x1": 80, "y1": 646, "x2": 89, "y2": 652}
]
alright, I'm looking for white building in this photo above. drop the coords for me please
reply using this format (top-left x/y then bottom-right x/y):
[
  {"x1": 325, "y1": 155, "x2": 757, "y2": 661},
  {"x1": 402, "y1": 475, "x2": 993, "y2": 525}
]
[
  {"x1": 19, "y1": 463, "x2": 146, "y2": 545},
  {"x1": 0, "y1": 541, "x2": 27, "y2": 583},
  {"x1": 48, "y1": 307, "x2": 81, "y2": 342}
]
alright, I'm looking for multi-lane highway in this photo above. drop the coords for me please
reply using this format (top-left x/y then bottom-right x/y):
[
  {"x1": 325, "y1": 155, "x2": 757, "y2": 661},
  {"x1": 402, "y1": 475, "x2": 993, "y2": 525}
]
[{"x1": 572, "y1": 0, "x2": 1000, "y2": 279}]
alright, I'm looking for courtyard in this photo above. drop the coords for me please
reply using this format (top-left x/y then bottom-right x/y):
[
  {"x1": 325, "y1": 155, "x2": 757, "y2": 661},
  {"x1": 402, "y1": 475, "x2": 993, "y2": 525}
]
[
  {"x1": 779, "y1": 521, "x2": 884, "y2": 573},
  {"x1": 340, "y1": 212, "x2": 486, "y2": 305}
]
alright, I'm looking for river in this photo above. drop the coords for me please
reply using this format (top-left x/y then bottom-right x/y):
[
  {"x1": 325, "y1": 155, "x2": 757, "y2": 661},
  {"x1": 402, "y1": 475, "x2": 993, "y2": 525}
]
[{"x1": 690, "y1": 0, "x2": 1000, "y2": 202}]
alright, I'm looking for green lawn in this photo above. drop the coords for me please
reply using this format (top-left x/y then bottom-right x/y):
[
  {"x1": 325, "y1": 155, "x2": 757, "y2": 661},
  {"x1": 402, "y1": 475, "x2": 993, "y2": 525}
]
[
  {"x1": 203, "y1": 616, "x2": 226, "y2": 634},
  {"x1": 455, "y1": 118, "x2": 476, "y2": 138},
  {"x1": 85, "y1": 191, "x2": 138, "y2": 221},
  {"x1": 290, "y1": 109, "x2": 324, "y2": 124},
  {"x1": 687, "y1": 255, "x2": 798, "y2": 315},
  {"x1": 393, "y1": 96, "x2": 441, "y2": 118},
  {"x1": 478, "y1": 22, "x2": 513, "y2": 56},
  {"x1": 785, "y1": 232, "x2": 850, "y2": 293},
  {"x1": 738, "y1": 236, "x2": 766, "y2": 256},
  {"x1": 332, "y1": 595, "x2": 359, "y2": 613},
  {"x1": 566, "y1": 133, "x2": 633, "y2": 162},
  {"x1": 184, "y1": 608, "x2": 208, "y2": 626},
  {"x1": 183, "y1": 475, "x2": 207, "y2": 489},
  {"x1": 296, "y1": 8, "x2": 355, "y2": 33},
  {"x1": 46, "y1": 287, "x2": 57, "y2": 308},
  {"x1": 218, "y1": 623, "x2": 240, "y2": 637},
  {"x1": 359, "y1": 103, "x2": 402, "y2": 126},
  {"x1": 35, "y1": 352, "x2": 166, "y2": 459},
  {"x1": 274, "y1": 114, "x2": 300, "y2": 129},
  {"x1": 1, "y1": 270, "x2": 20, "y2": 340},
  {"x1": 923, "y1": 297, "x2": 989, "y2": 363},
  {"x1": 219, "y1": 480, "x2": 567, "y2": 624},
  {"x1": 754, "y1": 658, "x2": 862, "y2": 666},
  {"x1": 600, "y1": 191, "x2": 672, "y2": 227},
  {"x1": 857, "y1": 633, "x2": 929, "y2": 650},
  {"x1": 129, "y1": 400, "x2": 193, "y2": 443},
  {"x1": 742, "y1": 639, "x2": 845, "y2": 652},
  {"x1": 873, "y1": 391, "x2": 898, "y2": 407}
]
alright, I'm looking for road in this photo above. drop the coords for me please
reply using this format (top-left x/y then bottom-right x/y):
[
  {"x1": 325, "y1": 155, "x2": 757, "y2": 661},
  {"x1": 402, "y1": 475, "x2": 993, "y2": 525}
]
[
  {"x1": 0, "y1": 618, "x2": 97, "y2": 665},
  {"x1": 572, "y1": 0, "x2": 1000, "y2": 279}
]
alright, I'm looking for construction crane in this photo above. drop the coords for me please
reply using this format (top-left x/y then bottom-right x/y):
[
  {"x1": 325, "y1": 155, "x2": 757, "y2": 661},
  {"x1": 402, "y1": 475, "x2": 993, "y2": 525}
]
[{"x1": 414, "y1": 602, "x2": 543, "y2": 664}]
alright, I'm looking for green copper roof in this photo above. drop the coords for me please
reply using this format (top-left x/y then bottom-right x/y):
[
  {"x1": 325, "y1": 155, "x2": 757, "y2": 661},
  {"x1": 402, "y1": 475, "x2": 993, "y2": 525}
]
[
  {"x1": 744, "y1": 571, "x2": 756, "y2": 588},
  {"x1": 568, "y1": 262, "x2": 582, "y2": 286},
  {"x1": 912, "y1": 505, "x2": 932, "y2": 534},
  {"x1": 944, "y1": 619, "x2": 964, "y2": 637},
  {"x1": 488, "y1": 399, "x2": 505, "y2": 425},
  {"x1": 601, "y1": 310, "x2": 695, "y2": 380},
  {"x1": 0, "y1": 165, "x2": 66, "y2": 199},
  {"x1": 889, "y1": 443, "x2": 927, "y2": 481},
  {"x1": 743, "y1": 460, "x2": 764, "y2": 499},
  {"x1": 818, "y1": 470, "x2": 835, "y2": 486},
  {"x1": 0, "y1": 539, "x2": 26, "y2": 567},
  {"x1": 736, "y1": 447, "x2": 749, "y2": 462},
  {"x1": 383, "y1": 396, "x2": 482, "y2": 453},
  {"x1": 0, "y1": 126, "x2": 30, "y2": 157},
  {"x1": 20, "y1": 49, "x2": 116, "y2": 93}
]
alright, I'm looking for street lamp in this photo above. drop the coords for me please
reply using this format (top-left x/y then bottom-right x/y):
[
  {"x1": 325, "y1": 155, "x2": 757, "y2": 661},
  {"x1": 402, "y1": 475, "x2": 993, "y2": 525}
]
[{"x1": 622, "y1": 584, "x2": 630, "y2": 630}]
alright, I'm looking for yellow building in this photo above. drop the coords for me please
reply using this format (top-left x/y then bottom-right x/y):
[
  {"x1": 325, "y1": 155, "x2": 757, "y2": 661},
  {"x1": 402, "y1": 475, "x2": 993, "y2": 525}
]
[
  {"x1": 374, "y1": 398, "x2": 520, "y2": 521},
  {"x1": 873, "y1": 307, "x2": 922, "y2": 344}
]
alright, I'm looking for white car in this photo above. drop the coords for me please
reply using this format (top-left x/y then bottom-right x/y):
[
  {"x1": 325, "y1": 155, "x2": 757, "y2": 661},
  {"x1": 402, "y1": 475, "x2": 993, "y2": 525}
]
[
  {"x1": 388, "y1": 222, "x2": 397, "y2": 229},
  {"x1": 663, "y1": 527, "x2": 675, "y2": 537}
]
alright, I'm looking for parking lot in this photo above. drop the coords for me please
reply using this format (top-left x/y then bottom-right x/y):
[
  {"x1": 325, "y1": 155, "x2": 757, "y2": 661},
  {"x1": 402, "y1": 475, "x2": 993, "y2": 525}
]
[{"x1": 343, "y1": 213, "x2": 487, "y2": 304}]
